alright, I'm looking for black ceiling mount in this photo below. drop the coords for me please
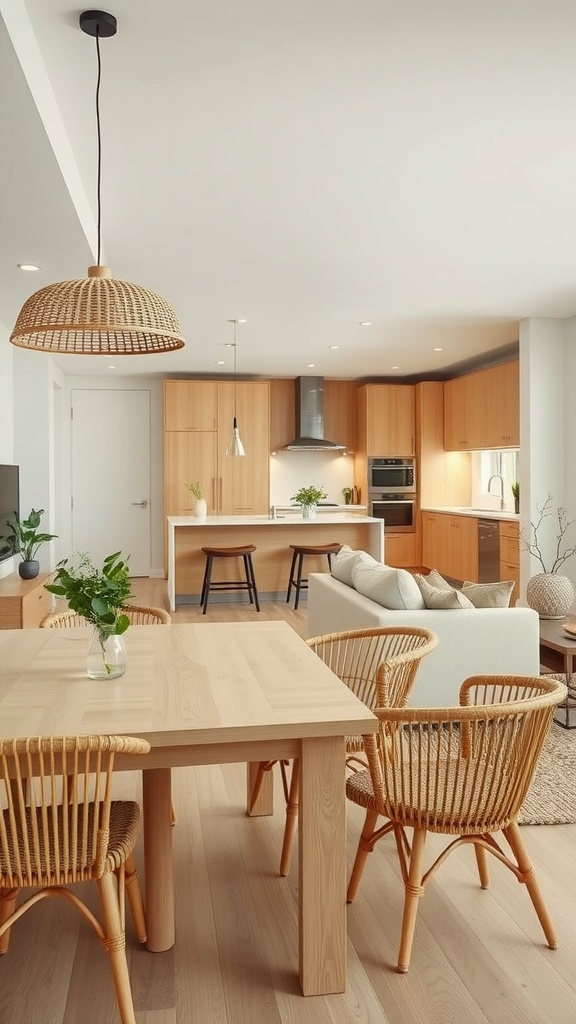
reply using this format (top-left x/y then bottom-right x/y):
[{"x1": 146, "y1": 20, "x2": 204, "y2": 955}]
[{"x1": 79, "y1": 9, "x2": 117, "y2": 38}]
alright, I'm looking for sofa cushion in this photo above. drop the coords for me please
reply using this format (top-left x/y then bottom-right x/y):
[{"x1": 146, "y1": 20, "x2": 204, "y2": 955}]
[
  {"x1": 424, "y1": 569, "x2": 454, "y2": 591},
  {"x1": 331, "y1": 545, "x2": 378, "y2": 587},
  {"x1": 461, "y1": 580, "x2": 515, "y2": 608},
  {"x1": 414, "y1": 573, "x2": 475, "y2": 609},
  {"x1": 352, "y1": 562, "x2": 425, "y2": 610}
]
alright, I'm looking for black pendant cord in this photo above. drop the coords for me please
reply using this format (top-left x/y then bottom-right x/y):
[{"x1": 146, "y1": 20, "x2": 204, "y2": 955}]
[
  {"x1": 233, "y1": 321, "x2": 238, "y2": 420},
  {"x1": 95, "y1": 27, "x2": 102, "y2": 266}
]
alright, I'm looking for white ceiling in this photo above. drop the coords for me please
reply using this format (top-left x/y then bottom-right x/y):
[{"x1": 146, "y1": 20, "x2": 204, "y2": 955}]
[{"x1": 2, "y1": 1, "x2": 576, "y2": 380}]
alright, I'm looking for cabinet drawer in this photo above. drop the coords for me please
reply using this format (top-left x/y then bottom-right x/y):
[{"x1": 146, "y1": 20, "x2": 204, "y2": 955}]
[
  {"x1": 499, "y1": 560, "x2": 519, "y2": 605},
  {"x1": 500, "y1": 533, "x2": 519, "y2": 567},
  {"x1": 21, "y1": 584, "x2": 52, "y2": 628}
]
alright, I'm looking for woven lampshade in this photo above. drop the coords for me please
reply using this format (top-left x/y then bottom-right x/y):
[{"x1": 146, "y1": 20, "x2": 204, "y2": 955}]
[{"x1": 10, "y1": 264, "x2": 185, "y2": 355}]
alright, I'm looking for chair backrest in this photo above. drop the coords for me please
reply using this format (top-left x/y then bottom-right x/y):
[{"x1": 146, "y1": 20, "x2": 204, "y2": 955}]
[
  {"x1": 307, "y1": 626, "x2": 439, "y2": 709},
  {"x1": 0, "y1": 734, "x2": 150, "y2": 888},
  {"x1": 40, "y1": 604, "x2": 171, "y2": 628},
  {"x1": 362, "y1": 674, "x2": 566, "y2": 832}
]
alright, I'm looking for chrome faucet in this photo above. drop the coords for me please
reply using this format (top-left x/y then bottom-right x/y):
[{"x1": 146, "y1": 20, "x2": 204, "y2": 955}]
[{"x1": 487, "y1": 474, "x2": 505, "y2": 510}]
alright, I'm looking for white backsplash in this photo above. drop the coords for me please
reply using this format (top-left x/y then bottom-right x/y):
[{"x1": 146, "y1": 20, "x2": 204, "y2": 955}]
[{"x1": 270, "y1": 451, "x2": 357, "y2": 505}]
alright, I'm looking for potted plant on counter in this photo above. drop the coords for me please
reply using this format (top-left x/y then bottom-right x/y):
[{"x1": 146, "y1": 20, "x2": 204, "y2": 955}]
[
  {"x1": 185, "y1": 481, "x2": 207, "y2": 519},
  {"x1": 291, "y1": 484, "x2": 327, "y2": 520},
  {"x1": 0, "y1": 508, "x2": 57, "y2": 579},
  {"x1": 45, "y1": 551, "x2": 133, "y2": 679},
  {"x1": 511, "y1": 481, "x2": 520, "y2": 515}
]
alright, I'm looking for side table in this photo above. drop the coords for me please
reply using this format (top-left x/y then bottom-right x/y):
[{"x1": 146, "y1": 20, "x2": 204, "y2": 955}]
[{"x1": 539, "y1": 618, "x2": 576, "y2": 728}]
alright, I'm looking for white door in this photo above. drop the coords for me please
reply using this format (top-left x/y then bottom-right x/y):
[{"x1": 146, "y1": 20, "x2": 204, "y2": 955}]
[{"x1": 71, "y1": 389, "x2": 151, "y2": 576}]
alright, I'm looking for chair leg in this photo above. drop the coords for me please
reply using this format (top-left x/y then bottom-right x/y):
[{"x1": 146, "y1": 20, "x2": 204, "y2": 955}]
[
  {"x1": 397, "y1": 826, "x2": 427, "y2": 973},
  {"x1": 286, "y1": 549, "x2": 298, "y2": 603},
  {"x1": 293, "y1": 553, "x2": 305, "y2": 611},
  {"x1": 279, "y1": 758, "x2": 300, "y2": 876},
  {"x1": 97, "y1": 871, "x2": 137, "y2": 1024},
  {"x1": 504, "y1": 821, "x2": 558, "y2": 949},
  {"x1": 247, "y1": 554, "x2": 260, "y2": 611},
  {"x1": 124, "y1": 855, "x2": 147, "y2": 944},
  {"x1": 346, "y1": 808, "x2": 380, "y2": 902},
  {"x1": 201, "y1": 555, "x2": 214, "y2": 614},
  {"x1": 248, "y1": 761, "x2": 273, "y2": 813},
  {"x1": 0, "y1": 888, "x2": 18, "y2": 955},
  {"x1": 474, "y1": 841, "x2": 490, "y2": 889}
]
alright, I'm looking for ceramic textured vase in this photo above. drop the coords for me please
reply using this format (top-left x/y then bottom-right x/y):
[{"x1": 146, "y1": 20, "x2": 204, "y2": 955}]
[
  {"x1": 18, "y1": 560, "x2": 39, "y2": 580},
  {"x1": 87, "y1": 629, "x2": 127, "y2": 680},
  {"x1": 526, "y1": 573, "x2": 575, "y2": 619},
  {"x1": 301, "y1": 503, "x2": 317, "y2": 519},
  {"x1": 193, "y1": 498, "x2": 207, "y2": 519}
]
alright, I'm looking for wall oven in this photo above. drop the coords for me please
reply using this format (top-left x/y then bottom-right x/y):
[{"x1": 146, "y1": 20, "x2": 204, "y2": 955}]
[
  {"x1": 368, "y1": 457, "x2": 415, "y2": 493},
  {"x1": 369, "y1": 495, "x2": 415, "y2": 532}
]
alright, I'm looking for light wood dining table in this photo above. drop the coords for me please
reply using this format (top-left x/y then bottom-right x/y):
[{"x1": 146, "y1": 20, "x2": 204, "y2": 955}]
[{"x1": 0, "y1": 620, "x2": 377, "y2": 996}]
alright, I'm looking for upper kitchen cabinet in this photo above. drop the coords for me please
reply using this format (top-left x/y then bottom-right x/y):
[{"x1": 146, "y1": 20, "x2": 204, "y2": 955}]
[
  {"x1": 216, "y1": 382, "x2": 270, "y2": 513},
  {"x1": 163, "y1": 380, "x2": 218, "y2": 431},
  {"x1": 323, "y1": 380, "x2": 358, "y2": 452},
  {"x1": 444, "y1": 360, "x2": 519, "y2": 451},
  {"x1": 357, "y1": 384, "x2": 416, "y2": 455}
]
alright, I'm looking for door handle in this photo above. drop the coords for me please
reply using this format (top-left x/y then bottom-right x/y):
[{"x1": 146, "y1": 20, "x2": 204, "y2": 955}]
[{"x1": 131, "y1": 500, "x2": 148, "y2": 508}]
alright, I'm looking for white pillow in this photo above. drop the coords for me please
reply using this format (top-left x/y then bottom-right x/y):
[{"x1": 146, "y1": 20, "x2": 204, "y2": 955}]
[
  {"x1": 424, "y1": 569, "x2": 454, "y2": 591},
  {"x1": 352, "y1": 562, "x2": 425, "y2": 610},
  {"x1": 414, "y1": 574, "x2": 474, "y2": 610},
  {"x1": 331, "y1": 545, "x2": 378, "y2": 588},
  {"x1": 461, "y1": 580, "x2": 515, "y2": 608}
]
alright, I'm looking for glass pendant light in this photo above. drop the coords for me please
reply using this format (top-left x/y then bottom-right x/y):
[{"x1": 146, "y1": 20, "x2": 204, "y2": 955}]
[
  {"x1": 226, "y1": 319, "x2": 246, "y2": 457},
  {"x1": 10, "y1": 9, "x2": 184, "y2": 355}
]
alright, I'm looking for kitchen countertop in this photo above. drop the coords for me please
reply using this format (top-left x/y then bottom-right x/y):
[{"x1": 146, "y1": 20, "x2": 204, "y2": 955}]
[
  {"x1": 421, "y1": 506, "x2": 520, "y2": 522},
  {"x1": 168, "y1": 512, "x2": 378, "y2": 526}
]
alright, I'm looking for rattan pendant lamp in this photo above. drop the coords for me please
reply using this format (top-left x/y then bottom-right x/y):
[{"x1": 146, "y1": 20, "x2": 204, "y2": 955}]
[
  {"x1": 9, "y1": 9, "x2": 185, "y2": 356},
  {"x1": 225, "y1": 319, "x2": 246, "y2": 456}
]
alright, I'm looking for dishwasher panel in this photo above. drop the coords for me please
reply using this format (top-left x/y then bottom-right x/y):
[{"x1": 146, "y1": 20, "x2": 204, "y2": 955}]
[{"x1": 478, "y1": 519, "x2": 500, "y2": 583}]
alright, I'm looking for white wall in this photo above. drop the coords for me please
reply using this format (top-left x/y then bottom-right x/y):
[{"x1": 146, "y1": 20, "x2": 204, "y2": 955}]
[{"x1": 0, "y1": 324, "x2": 15, "y2": 579}]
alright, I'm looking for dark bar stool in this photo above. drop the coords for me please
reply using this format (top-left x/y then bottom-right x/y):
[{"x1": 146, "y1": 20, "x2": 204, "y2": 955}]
[
  {"x1": 200, "y1": 545, "x2": 260, "y2": 614},
  {"x1": 286, "y1": 542, "x2": 341, "y2": 610}
]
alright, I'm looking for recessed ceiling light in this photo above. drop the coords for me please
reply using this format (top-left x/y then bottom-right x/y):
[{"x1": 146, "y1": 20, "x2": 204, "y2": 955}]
[
  {"x1": 307, "y1": 363, "x2": 316, "y2": 368},
  {"x1": 359, "y1": 321, "x2": 373, "y2": 327},
  {"x1": 107, "y1": 364, "x2": 116, "y2": 370},
  {"x1": 433, "y1": 346, "x2": 444, "y2": 352},
  {"x1": 215, "y1": 360, "x2": 225, "y2": 365},
  {"x1": 225, "y1": 343, "x2": 234, "y2": 348},
  {"x1": 237, "y1": 319, "x2": 247, "y2": 324},
  {"x1": 18, "y1": 263, "x2": 40, "y2": 272},
  {"x1": 329, "y1": 345, "x2": 341, "y2": 350},
  {"x1": 391, "y1": 365, "x2": 400, "y2": 370}
]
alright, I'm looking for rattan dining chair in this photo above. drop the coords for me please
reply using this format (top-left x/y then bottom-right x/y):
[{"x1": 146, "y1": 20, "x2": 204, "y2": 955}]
[
  {"x1": 40, "y1": 604, "x2": 172, "y2": 627},
  {"x1": 0, "y1": 734, "x2": 150, "y2": 1024},
  {"x1": 346, "y1": 673, "x2": 567, "y2": 973},
  {"x1": 249, "y1": 625, "x2": 439, "y2": 877}
]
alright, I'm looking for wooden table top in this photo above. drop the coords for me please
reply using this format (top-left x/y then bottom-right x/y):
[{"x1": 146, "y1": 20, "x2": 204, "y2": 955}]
[
  {"x1": 0, "y1": 621, "x2": 378, "y2": 747},
  {"x1": 539, "y1": 617, "x2": 576, "y2": 653}
]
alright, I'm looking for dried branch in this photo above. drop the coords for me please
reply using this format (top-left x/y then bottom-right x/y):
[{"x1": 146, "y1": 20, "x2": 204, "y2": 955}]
[{"x1": 521, "y1": 493, "x2": 576, "y2": 573}]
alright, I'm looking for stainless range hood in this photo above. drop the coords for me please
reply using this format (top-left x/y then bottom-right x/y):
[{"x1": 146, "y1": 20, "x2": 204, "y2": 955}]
[{"x1": 284, "y1": 376, "x2": 346, "y2": 451}]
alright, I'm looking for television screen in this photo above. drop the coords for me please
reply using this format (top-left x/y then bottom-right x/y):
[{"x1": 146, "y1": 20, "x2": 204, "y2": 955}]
[{"x1": 0, "y1": 465, "x2": 20, "y2": 564}]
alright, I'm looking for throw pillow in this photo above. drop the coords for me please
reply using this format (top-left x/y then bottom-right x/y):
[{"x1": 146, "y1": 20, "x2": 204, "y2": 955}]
[
  {"x1": 331, "y1": 545, "x2": 378, "y2": 588},
  {"x1": 422, "y1": 569, "x2": 454, "y2": 591},
  {"x1": 461, "y1": 580, "x2": 515, "y2": 608},
  {"x1": 414, "y1": 573, "x2": 475, "y2": 610},
  {"x1": 352, "y1": 562, "x2": 425, "y2": 610}
]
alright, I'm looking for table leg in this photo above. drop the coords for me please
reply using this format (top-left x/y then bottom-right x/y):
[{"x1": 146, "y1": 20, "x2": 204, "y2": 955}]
[
  {"x1": 143, "y1": 767, "x2": 175, "y2": 951},
  {"x1": 554, "y1": 650, "x2": 576, "y2": 729},
  {"x1": 298, "y1": 735, "x2": 346, "y2": 995}
]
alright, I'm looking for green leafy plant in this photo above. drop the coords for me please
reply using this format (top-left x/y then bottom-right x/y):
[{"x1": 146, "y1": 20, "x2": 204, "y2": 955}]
[
  {"x1": 185, "y1": 481, "x2": 203, "y2": 499},
  {"x1": 342, "y1": 487, "x2": 353, "y2": 504},
  {"x1": 291, "y1": 484, "x2": 327, "y2": 506},
  {"x1": 1, "y1": 508, "x2": 57, "y2": 562},
  {"x1": 511, "y1": 482, "x2": 520, "y2": 499},
  {"x1": 45, "y1": 551, "x2": 133, "y2": 637},
  {"x1": 521, "y1": 494, "x2": 576, "y2": 573}
]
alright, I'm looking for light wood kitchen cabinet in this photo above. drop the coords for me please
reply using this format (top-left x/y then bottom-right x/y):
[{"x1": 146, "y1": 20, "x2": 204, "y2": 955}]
[
  {"x1": 422, "y1": 511, "x2": 478, "y2": 582},
  {"x1": 164, "y1": 379, "x2": 270, "y2": 519},
  {"x1": 163, "y1": 380, "x2": 218, "y2": 431},
  {"x1": 499, "y1": 519, "x2": 520, "y2": 604},
  {"x1": 357, "y1": 384, "x2": 415, "y2": 456},
  {"x1": 444, "y1": 361, "x2": 519, "y2": 451},
  {"x1": 323, "y1": 380, "x2": 358, "y2": 452},
  {"x1": 0, "y1": 573, "x2": 53, "y2": 629}
]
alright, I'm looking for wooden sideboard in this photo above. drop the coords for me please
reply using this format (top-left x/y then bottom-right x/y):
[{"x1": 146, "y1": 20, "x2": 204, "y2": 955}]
[{"x1": 0, "y1": 572, "x2": 53, "y2": 629}]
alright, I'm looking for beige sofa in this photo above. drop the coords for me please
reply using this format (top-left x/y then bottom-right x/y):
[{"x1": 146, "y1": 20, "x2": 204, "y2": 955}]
[{"x1": 306, "y1": 571, "x2": 540, "y2": 707}]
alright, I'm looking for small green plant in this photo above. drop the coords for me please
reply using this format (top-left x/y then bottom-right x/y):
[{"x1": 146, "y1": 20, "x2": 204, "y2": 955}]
[
  {"x1": 1, "y1": 508, "x2": 57, "y2": 562},
  {"x1": 45, "y1": 551, "x2": 133, "y2": 638},
  {"x1": 511, "y1": 482, "x2": 520, "y2": 499},
  {"x1": 185, "y1": 481, "x2": 203, "y2": 500},
  {"x1": 342, "y1": 487, "x2": 353, "y2": 504},
  {"x1": 291, "y1": 484, "x2": 327, "y2": 506}
]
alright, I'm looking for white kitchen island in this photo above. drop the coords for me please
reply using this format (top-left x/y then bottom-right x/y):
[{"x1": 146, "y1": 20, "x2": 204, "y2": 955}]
[{"x1": 167, "y1": 513, "x2": 384, "y2": 611}]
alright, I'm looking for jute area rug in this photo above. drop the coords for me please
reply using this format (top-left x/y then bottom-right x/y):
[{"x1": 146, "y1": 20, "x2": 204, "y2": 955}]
[{"x1": 518, "y1": 721, "x2": 576, "y2": 826}]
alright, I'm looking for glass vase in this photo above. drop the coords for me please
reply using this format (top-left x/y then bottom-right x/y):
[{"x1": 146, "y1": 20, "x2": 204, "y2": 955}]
[
  {"x1": 87, "y1": 629, "x2": 127, "y2": 680},
  {"x1": 301, "y1": 503, "x2": 317, "y2": 519}
]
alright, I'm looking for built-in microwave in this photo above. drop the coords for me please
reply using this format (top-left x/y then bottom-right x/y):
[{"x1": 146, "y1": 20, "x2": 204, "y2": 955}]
[
  {"x1": 368, "y1": 457, "x2": 416, "y2": 493},
  {"x1": 369, "y1": 495, "x2": 415, "y2": 532}
]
